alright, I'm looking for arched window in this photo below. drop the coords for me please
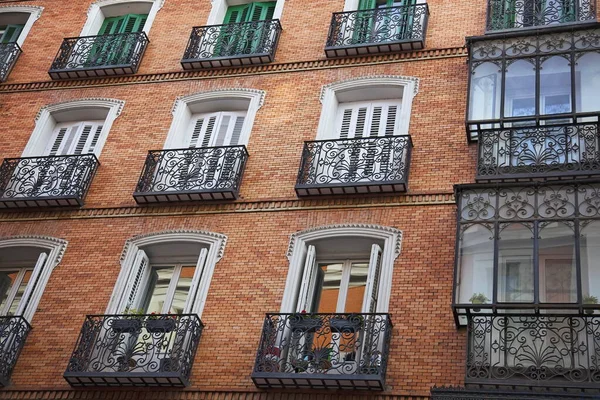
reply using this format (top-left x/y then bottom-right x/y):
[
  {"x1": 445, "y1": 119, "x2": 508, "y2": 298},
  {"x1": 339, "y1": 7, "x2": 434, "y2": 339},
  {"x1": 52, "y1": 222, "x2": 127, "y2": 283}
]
[
  {"x1": 206, "y1": 0, "x2": 285, "y2": 25},
  {"x1": 0, "y1": 6, "x2": 43, "y2": 47},
  {"x1": 80, "y1": 0, "x2": 164, "y2": 37}
]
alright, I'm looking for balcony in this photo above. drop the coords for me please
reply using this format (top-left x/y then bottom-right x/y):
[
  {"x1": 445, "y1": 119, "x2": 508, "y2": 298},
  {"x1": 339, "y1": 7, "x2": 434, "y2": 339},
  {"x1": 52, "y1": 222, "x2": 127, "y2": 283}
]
[
  {"x1": 64, "y1": 314, "x2": 203, "y2": 387},
  {"x1": 181, "y1": 20, "x2": 282, "y2": 70},
  {"x1": 0, "y1": 154, "x2": 99, "y2": 208},
  {"x1": 486, "y1": 0, "x2": 596, "y2": 32},
  {"x1": 0, "y1": 316, "x2": 31, "y2": 387},
  {"x1": 295, "y1": 136, "x2": 412, "y2": 197},
  {"x1": 325, "y1": 4, "x2": 429, "y2": 58},
  {"x1": 49, "y1": 32, "x2": 149, "y2": 80},
  {"x1": 252, "y1": 313, "x2": 392, "y2": 391},
  {"x1": 133, "y1": 146, "x2": 249, "y2": 204},
  {"x1": 466, "y1": 314, "x2": 600, "y2": 390},
  {"x1": 477, "y1": 119, "x2": 600, "y2": 181},
  {"x1": 0, "y1": 42, "x2": 22, "y2": 83}
]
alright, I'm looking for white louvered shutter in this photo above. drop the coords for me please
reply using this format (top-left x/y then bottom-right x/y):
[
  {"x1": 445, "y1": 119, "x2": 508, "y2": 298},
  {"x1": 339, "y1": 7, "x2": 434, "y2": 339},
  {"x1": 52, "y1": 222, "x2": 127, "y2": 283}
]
[
  {"x1": 14, "y1": 252, "x2": 48, "y2": 317},
  {"x1": 296, "y1": 245, "x2": 317, "y2": 312},
  {"x1": 45, "y1": 121, "x2": 104, "y2": 156},
  {"x1": 336, "y1": 101, "x2": 401, "y2": 139},
  {"x1": 188, "y1": 112, "x2": 246, "y2": 148},
  {"x1": 118, "y1": 249, "x2": 151, "y2": 312},
  {"x1": 362, "y1": 244, "x2": 383, "y2": 313},
  {"x1": 182, "y1": 248, "x2": 208, "y2": 314}
]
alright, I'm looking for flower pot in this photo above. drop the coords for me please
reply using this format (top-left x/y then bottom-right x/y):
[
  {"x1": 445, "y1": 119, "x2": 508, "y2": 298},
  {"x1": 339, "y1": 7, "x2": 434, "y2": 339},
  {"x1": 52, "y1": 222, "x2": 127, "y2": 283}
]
[
  {"x1": 146, "y1": 318, "x2": 176, "y2": 333},
  {"x1": 330, "y1": 317, "x2": 363, "y2": 333},
  {"x1": 111, "y1": 318, "x2": 142, "y2": 334}
]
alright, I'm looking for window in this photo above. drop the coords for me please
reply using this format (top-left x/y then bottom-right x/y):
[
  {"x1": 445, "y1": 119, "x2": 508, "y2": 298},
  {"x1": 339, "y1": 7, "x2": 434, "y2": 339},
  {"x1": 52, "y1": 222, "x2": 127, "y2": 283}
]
[
  {"x1": 80, "y1": 0, "x2": 162, "y2": 37},
  {"x1": 45, "y1": 121, "x2": 104, "y2": 156},
  {"x1": 500, "y1": 0, "x2": 578, "y2": 29},
  {"x1": 98, "y1": 13, "x2": 147, "y2": 35},
  {"x1": 0, "y1": 24, "x2": 23, "y2": 44},
  {"x1": 336, "y1": 101, "x2": 400, "y2": 139},
  {"x1": 187, "y1": 111, "x2": 245, "y2": 148},
  {"x1": 0, "y1": 6, "x2": 43, "y2": 46},
  {"x1": 206, "y1": 0, "x2": 285, "y2": 26}
]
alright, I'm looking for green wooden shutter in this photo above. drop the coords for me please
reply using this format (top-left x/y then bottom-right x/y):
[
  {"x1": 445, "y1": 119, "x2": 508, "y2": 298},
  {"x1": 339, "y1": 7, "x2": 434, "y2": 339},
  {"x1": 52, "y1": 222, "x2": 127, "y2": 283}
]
[
  {"x1": 122, "y1": 14, "x2": 148, "y2": 33},
  {"x1": 224, "y1": 4, "x2": 251, "y2": 23},
  {"x1": 99, "y1": 16, "x2": 124, "y2": 35},
  {"x1": 0, "y1": 24, "x2": 24, "y2": 44},
  {"x1": 358, "y1": 0, "x2": 376, "y2": 10},
  {"x1": 249, "y1": 2, "x2": 277, "y2": 21}
]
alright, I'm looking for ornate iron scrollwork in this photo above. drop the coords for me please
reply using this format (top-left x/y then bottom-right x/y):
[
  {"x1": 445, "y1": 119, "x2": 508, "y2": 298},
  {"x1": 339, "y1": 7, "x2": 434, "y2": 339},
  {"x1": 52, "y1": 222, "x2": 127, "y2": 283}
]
[
  {"x1": 0, "y1": 316, "x2": 30, "y2": 387},
  {"x1": 0, "y1": 42, "x2": 22, "y2": 83}
]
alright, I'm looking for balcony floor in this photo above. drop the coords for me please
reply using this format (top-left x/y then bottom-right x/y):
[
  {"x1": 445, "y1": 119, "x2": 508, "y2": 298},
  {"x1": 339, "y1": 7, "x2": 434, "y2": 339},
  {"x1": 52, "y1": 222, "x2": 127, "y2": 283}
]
[
  {"x1": 181, "y1": 52, "x2": 274, "y2": 70},
  {"x1": 252, "y1": 372, "x2": 385, "y2": 391},
  {"x1": 0, "y1": 195, "x2": 83, "y2": 209},
  {"x1": 64, "y1": 371, "x2": 189, "y2": 388},
  {"x1": 295, "y1": 181, "x2": 407, "y2": 197},
  {"x1": 133, "y1": 189, "x2": 238, "y2": 204},
  {"x1": 325, "y1": 39, "x2": 425, "y2": 58},
  {"x1": 48, "y1": 64, "x2": 139, "y2": 80}
]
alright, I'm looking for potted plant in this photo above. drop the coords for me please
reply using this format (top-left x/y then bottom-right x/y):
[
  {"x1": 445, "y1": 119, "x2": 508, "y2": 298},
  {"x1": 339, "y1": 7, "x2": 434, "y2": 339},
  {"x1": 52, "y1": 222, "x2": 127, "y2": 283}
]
[
  {"x1": 583, "y1": 295, "x2": 598, "y2": 315},
  {"x1": 289, "y1": 310, "x2": 322, "y2": 333},
  {"x1": 330, "y1": 314, "x2": 364, "y2": 333},
  {"x1": 469, "y1": 293, "x2": 490, "y2": 312},
  {"x1": 112, "y1": 307, "x2": 144, "y2": 333},
  {"x1": 146, "y1": 312, "x2": 177, "y2": 333}
]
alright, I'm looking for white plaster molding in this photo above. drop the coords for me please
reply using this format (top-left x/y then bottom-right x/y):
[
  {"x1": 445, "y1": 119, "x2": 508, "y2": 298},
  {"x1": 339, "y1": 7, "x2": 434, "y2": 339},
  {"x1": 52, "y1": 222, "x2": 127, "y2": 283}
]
[
  {"x1": 108, "y1": 230, "x2": 228, "y2": 316},
  {"x1": 319, "y1": 75, "x2": 420, "y2": 102},
  {"x1": 34, "y1": 98, "x2": 125, "y2": 122},
  {"x1": 164, "y1": 88, "x2": 266, "y2": 149},
  {"x1": 83, "y1": 0, "x2": 164, "y2": 36},
  {"x1": 87, "y1": 0, "x2": 165, "y2": 15},
  {"x1": 0, "y1": 235, "x2": 68, "y2": 321},
  {"x1": 280, "y1": 224, "x2": 403, "y2": 314},
  {"x1": 0, "y1": 6, "x2": 44, "y2": 47},
  {"x1": 207, "y1": 0, "x2": 286, "y2": 25}
]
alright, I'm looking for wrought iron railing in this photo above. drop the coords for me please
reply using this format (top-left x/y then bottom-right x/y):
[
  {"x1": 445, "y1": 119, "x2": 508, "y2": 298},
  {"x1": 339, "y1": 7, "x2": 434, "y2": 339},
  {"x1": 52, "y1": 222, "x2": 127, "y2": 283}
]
[
  {"x1": 467, "y1": 314, "x2": 600, "y2": 389},
  {"x1": 64, "y1": 314, "x2": 203, "y2": 387},
  {"x1": 486, "y1": 0, "x2": 596, "y2": 31},
  {"x1": 325, "y1": 4, "x2": 428, "y2": 50},
  {"x1": 133, "y1": 146, "x2": 248, "y2": 203},
  {"x1": 0, "y1": 42, "x2": 22, "y2": 83},
  {"x1": 295, "y1": 136, "x2": 412, "y2": 196},
  {"x1": 181, "y1": 19, "x2": 282, "y2": 68},
  {"x1": 0, "y1": 154, "x2": 99, "y2": 208},
  {"x1": 477, "y1": 121, "x2": 600, "y2": 180},
  {"x1": 49, "y1": 32, "x2": 149, "y2": 78},
  {"x1": 252, "y1": 313, "x2": 393, "y2": 390},
  {"x1": 0, "y1": 316, "x2": 31, "y2": 387}
]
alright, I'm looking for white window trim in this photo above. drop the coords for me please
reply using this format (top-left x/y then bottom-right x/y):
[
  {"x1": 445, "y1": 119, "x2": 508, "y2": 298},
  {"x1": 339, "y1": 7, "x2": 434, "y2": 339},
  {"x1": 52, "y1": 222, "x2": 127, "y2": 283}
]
[
  {"x1": 0, "y1": 6, "x2": 43, "y2": 47},
  {"x1": 164, "y1": 88, "x2": 266, "y2": 149},
  {"x1": 281, "y1": 224, "x2": 402, "y2": 314},
  {"x1": 22, "y1": 98, "x2": 125, "y2": 158},
  {"x1": 316, "y1": 75, "x2": 419, "y2": 140},
  {"x1": 106, "y1": 230, "x2": 227, "y2": 317},
  {"x1": 206, "y1": 0, "x2": 285, "y2": 25},
  {"x1": 80, "y1": 0, "x2": 164, "y2": 36},
  {"x1": 0, "y1": 236, "x2": 67, "y2": 322},
  {"x1": 343, "y1": 0, "x2": 426, "y2": 11}
]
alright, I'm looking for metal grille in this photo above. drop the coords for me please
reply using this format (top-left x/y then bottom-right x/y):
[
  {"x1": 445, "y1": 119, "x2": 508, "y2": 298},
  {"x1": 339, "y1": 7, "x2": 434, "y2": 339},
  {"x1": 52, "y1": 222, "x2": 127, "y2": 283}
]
[
  {"x1": 0, "y1": 316, "x2": 31, "y2": 387},
  {"x1": 0, "y1": 42, "x2": 22, "y2": 82}
]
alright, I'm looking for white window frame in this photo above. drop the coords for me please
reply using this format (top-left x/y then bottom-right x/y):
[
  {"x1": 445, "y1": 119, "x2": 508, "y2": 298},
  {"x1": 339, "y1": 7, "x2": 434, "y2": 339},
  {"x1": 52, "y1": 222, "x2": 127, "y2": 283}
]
[
  {"x1": 163, "y1": 88, "x2": 265, "y2": 149},
  {"x1": 342, "y1": 0, "x2": 426, "y2": 11},
  {"x1": 106, "y1": 230, "x2": 227, "y2": 317},
  {"x1": 207, "y1": 0, "x2": 285, "y2": 25},
  {"x1": 21, "y1": 98, "x2": 125, "y2": 158},
  {"x1": 0, "y1": 6, "x2": 43, "y2": 47},
  {"x1": 281, "y1": 224, "x2": 402, "y2": 314},
  {"x1": 316, "y1": 76, "x2": 419, "y2": 140},
  {"x1": 80, "y1": 0, "x2": 164, "y2": 36},
  {"x1": 0, "y1": 236, "x2": 67, "y2": 322}
]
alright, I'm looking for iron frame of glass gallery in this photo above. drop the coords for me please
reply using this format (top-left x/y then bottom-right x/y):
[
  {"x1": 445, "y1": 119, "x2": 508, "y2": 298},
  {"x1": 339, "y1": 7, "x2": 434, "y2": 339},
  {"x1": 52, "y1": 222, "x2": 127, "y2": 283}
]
[
  {"x1": 451, "y1": 180, "x2": 600, "y2": 327},
  {"x1": 464, "y1": 29, "x2": 600, "y2": 143}
]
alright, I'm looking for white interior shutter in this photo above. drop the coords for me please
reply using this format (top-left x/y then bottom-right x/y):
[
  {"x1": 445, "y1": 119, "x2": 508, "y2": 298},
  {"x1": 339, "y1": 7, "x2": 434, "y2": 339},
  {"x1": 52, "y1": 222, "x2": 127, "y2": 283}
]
[
  {"x1": 199, "y1": 115, "x2": 217, "y2": 148},
  {"x1": 188, "y1": 118, "x2": 204, "y2": 148},
  {"x1": 296, "y1": 245, "x2": 317, "y2": 312},
  {"x1": 362, "y1": 244, "x2": 383, "y2": 313},
  {"x1": 15, "y1": 252, "x2": 48, "y2": 316},
  {"x1": 87, "y1": 125, "x2": 103, "y2": 154},
  {"x1": 182, "y1": 248, "x2": 208, "y2": 314},
  {"x1": 384, "y1": 105, "x2": 398, "y2": 136},
  {"x1": 119, "y1": 249, "x2": 150, "y2": 312},
  {"x1": 73, "y1": 125, "x2": 93, "y2": 155},
  {"x1": 337, "y1": 101, "x2": 402, "y2": 139},
  {"x1": 229, "y1": 116, "x2": 245, "y2": 146},
  {"x1": 339, "y1": 108, "x2": 353, "y2": 139},
  {"x1": 47, "y1": 127, "x2": 68, "y2": 156}
]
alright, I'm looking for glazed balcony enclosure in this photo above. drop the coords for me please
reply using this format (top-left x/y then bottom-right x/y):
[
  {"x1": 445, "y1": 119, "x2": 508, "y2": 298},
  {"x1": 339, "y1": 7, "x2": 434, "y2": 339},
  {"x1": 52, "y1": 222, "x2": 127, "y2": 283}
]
[
  {"x1": 486, "y1": 0, "x2": 597, "y2": 32},
  {"x1": 48, "y1": 32, "x2": 149, "y2": 79},
  {"x1": 0, "y1": 42, "x2": 21, "y2": 82},
  {"x1": 0, "y1": 316, "x2": 31, "y2": 387},
  {"x1": 181, "y1": 19, "x2": 282, "y2": 70},
  {"x1": 64, "y1": 314, "x2": 203, "y2": 387},
  {"x1": 325, "y1": 3, "x2": 429, "y2": 58},
  {"x1": 133, "y1": 146, "x2": 249, "y2": 203},
  {"x1": 0, "y1": 154, "x2": 99, "y2": 208},
  {"x1": 252, "y1": 313, "x2": 393, "y2": 390},
  {"x1": 295, "y1": 136, "x2": 412, "y2": 196}
]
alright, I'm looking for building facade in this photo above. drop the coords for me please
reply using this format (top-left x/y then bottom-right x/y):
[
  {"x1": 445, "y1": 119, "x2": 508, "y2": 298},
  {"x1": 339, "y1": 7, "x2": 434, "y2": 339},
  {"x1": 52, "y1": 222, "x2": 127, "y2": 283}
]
[{"x1": 0, "y1": 0, "x2": 596, "y2": 399}]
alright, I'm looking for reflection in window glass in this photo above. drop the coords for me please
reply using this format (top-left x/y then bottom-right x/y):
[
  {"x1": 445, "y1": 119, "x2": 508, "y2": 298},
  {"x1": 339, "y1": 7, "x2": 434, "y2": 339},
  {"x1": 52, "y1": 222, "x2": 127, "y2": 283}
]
[
  {"x1": 144, "y1": 267, "x2": 175, "y2": 314},
  {"x1": 498, "y1": 223, "x2": 534, "y2": 302},
  {"x1": 540, "y1": 56, "x2": 571, "y2": 115},
  {"x1": 538, "y1": 222, "x2": 576, "y2": 303},
  {"x1": 313, "y1": 264, "x2": 342, "y2": 313},
  {"x1": 575, "y1": 52, "x2": 600, "y2": 113},
  {"x1": 469, "y1": 62, "x2": 502, "y2": 121},
  {"x1": 0, "y1": 271, "x2": 19, "y2": 312},
  {"x1": 8, "y1": 270, "x2": 32, "y2": 316},
  {"x1": 344, "y1": 263, "x2": 368, "y2": 313},
  {"x1": 504, "y1": 59, "x2": 536, "y2": 118},
  {"x1": 580, "y1": 221, "x2": 600, "y2": 301},
  {"x1": 457, "y1": 225, "x2": 494, "y2": 304},
  {"x1": 170, "y1": 266, "x2": 195, "y2": 314}
]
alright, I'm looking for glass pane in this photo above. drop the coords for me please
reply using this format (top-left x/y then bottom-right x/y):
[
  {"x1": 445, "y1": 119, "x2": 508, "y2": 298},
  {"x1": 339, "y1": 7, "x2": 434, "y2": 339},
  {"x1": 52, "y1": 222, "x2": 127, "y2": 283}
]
[
  {"x1": 344, "y1": 263, "x2": 368, "y2": 313},
  {"x1": 539, "y1": 222, "x2": 576, "y2": 303},
  {"x1": 7, "y1": 270, "x2": 32, "y2": 316},
  {"x1": 457, "y1": 225, "x2": 494, "y2": 305},
  {"x1": 504, "y1": 59, "x2": 536, "y2": 118},
  {"x1": 498, "y1": 223, "x2": 534, "y2": 303},
  {"x1": 144, "y1": 267, "x2": 175, "y2": 314},
  {"x1": 540, "y1": 56, "x2": 571, "y2": 115},
  {"x1": 469, "y1": 62, "x2": 502, "y2": 121},
  {"x1": 575, "y1": 52, "x2": 600, "y2": 113},
  {"x1": 580, "y1": 221, "x2": 600, "y2": 304},
  {"x1": 169, "y1": 266, "x2": 196, "y2": 314},
  {"x1": 0, "y1": 271, "x2": 19, "y2": 313},
  {"x1": 312, "y1": 263, "x2": 342, "y2": 313}
]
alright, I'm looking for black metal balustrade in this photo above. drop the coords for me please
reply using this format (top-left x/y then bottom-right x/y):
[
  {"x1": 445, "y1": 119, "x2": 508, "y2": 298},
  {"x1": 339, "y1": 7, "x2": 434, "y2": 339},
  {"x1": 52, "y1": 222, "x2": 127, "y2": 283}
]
[
  {"x1": 466, "y1": 314, "x2": 600, "y2": 390},
  {"x1": 49, "y1": 32, "x2": 149, "y2": 79},
  {"x1": 295, "y1": 136, "x2": 412, "y2": 196},
  {"x1": 64, "y1": 314, "x2": 203, "y2": 387},
  {"x1": 0, "y1": 316, "x2": 31, "y2": 387},
  {"x1": 477, "y1": 120, "x2": 600, "y2": 181},
  {"x1": 0, "y1": 42, "x2": 22, "y2": 83},
  {"x1": 133, "y1": 146, "x2": 249, "y2": 203},
  {"x1": 0, "y1": 154, "x2": 99, "y2": 208},
  {"x1": 181, "y1": 19, "x2": 282, "y2": 70},
  {"x1": 252, "y1": 313, "x2": 393, "y2": 390},
  {"x1": 486, "y1": 0, "x2": 596, "y2": 32},
  {"x1": 325, "y1": 4, "x2": 429, "y2": 58}
]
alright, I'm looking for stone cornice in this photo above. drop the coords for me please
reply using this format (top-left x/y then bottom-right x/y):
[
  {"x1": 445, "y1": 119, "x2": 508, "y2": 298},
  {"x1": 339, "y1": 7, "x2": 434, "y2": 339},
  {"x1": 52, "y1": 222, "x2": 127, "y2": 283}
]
[
  {"x1": 0, "y1": 47, "x2": 467, "y2": 94},
  {"x1": 0, "y1": 193, "x2": 455, "y2": 222}
]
